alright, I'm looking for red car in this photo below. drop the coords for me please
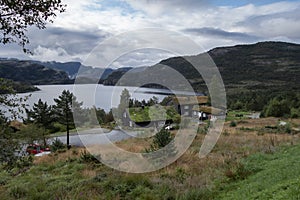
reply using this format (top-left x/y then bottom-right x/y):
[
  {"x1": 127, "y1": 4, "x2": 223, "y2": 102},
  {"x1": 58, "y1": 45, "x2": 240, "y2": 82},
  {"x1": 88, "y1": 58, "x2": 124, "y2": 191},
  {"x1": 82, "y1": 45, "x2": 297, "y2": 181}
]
[{"x1": 26, "y1": 144, "x2": 50, "y2": 155}]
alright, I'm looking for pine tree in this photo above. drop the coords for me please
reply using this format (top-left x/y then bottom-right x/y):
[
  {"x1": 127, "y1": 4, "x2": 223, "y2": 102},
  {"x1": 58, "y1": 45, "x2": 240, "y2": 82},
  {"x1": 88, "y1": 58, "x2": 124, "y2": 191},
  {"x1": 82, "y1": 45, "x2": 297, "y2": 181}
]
[
  {"x1": 118, "y1": 88, "x2": 131, "y2": 118},
  {"x1": 26, "y1": 99, "x2": 53, "y2": 145},
  {"x1": 53, "y1": 90, "x2": 83, "y2": 149}
]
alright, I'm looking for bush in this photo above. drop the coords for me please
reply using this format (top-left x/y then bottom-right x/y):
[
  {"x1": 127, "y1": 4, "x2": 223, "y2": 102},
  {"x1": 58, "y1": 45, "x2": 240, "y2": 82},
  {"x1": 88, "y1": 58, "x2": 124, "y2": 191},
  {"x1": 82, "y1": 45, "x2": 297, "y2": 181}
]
[
  {"x1": 80, "y1": 150, "x2": 101, "y2": 164},
  {"x1": 178, "y1": 188, "x2": 214, "y2": 200},
  {"x1": 151, "y1": 129, "x2": 173, "y2": 150},
  {"x1": 291, "y1": 108, "x2": 300, "y2": 118},
  {"x1": 224, "y1": 162, "x2": 253, "y2": 181},
  {"x1": 50, "y1": 138, "x2": 66, "y2": 152},
  {"x1": 105, "y1": 175, "x2": 154, "y2": 199},
  {"x1": 15, "y1": 156, "x2": 33, "y2": 169},
  {"x1": 9, "y1": 185, "x2": 28, "y2": 199},
  {"x1": 230, "y1": 121, "x2": 237, "y2": 127},
  {"x1": 175, "y1": 167, "x2": 188, "y2": 184}
]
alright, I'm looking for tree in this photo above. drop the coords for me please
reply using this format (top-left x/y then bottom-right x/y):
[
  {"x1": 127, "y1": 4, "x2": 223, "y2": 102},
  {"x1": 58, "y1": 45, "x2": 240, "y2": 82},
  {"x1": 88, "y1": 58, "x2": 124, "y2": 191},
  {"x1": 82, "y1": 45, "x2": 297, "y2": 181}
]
[
  {"x1": 144, "y1": 129, "x2": 177, "y2": 165},
  {"x1": 262, "y1": 98, "x2": 290, "y2": 118},
  {"x1": 151, "y1": 129, "x2": 173, "y2": 150},
  {"x1": 117, "y1": 88, "x2": 130, "y2": 118},
  {"x1": 0, "y1": 0, "x2": 66, "y2": 53},
  {"x1": 0, "y1": 79, "x2": 29, "y2": 167},
  {"x1": 0, "y1": 114, "x2": 20, "y2": 168},
  {"x1": 18, "y1": 124, "x2": 45, "y2": 146},
  {"x1": 95, "y1": 108, "x2": 106, "y2": 124},
  {"x1": 148, "y1": 96, "x2": 159, "y2": 106},
  {"x1": 53, "y1": 90, "x2": 82, "y2": 149},
  {"x1": 26, "y1": 99, "x2": 53, "y2": 145}
]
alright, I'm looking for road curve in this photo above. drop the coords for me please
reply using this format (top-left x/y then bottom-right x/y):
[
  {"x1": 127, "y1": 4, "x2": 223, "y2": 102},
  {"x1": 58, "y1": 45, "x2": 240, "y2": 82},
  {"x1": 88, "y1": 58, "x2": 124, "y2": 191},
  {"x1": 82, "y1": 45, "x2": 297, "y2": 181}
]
[{"x1": 53, "y1": 128, "x2": 133, "y2": 147}]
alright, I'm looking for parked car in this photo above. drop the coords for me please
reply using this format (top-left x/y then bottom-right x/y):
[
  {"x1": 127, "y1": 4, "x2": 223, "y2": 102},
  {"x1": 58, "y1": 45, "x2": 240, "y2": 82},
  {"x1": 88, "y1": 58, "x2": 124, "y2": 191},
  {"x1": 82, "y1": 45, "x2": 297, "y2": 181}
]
[{"x1": 26, "y1": 144, "x2": 50, "y2": 155}]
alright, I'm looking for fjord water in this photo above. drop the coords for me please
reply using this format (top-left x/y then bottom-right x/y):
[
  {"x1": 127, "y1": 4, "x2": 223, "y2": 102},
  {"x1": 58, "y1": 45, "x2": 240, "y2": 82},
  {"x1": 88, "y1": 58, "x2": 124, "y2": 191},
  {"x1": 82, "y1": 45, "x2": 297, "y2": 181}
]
[{"x1": 17, "y1": 84, "x2": 168, "y2": 111}]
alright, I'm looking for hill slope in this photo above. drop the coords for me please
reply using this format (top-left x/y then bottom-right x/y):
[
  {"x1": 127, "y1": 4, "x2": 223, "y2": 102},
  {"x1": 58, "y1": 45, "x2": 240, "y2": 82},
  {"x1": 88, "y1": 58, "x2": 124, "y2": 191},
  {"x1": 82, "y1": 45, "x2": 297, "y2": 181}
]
[
  {"x1": 100, "y1": 41, "x2": 300, "y2": 110},
  {"x1": 0, "y1": 59, "x2": 72, "y2": 85},
  {"x1": 103, "y1": 41, "x2": 300, "y2": 91},
  {"x1": 217, "y1": 144, "x2": 300, "y2": 199}
]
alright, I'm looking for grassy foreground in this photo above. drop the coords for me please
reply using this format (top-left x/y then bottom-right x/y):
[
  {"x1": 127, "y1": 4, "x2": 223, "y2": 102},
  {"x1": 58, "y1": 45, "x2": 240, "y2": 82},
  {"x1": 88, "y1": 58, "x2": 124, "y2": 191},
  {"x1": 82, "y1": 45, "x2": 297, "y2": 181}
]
[{"x1": 0, "y1": 117, "x2": 300, "y2": 199}]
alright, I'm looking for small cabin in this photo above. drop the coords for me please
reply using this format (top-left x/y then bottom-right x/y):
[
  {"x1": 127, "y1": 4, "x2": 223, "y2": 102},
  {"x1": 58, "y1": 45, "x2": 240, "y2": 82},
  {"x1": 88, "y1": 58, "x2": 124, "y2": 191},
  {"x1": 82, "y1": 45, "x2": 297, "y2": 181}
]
[
  {"x1": 173, "y1": 96, "x2": 208, "y2": 117},
  {"x1": 121, "y1": 106, "x2": 175, "y2": 128}
]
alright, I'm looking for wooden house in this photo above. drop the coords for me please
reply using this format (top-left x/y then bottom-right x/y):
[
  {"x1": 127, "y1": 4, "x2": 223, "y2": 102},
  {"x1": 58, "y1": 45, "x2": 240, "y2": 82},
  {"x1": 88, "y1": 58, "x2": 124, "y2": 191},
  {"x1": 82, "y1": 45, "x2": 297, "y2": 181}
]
[
  {"x1": 121, "y1": 106, "x2": 175, "y2": 128},
  {"x1": 173, "y1": 96, "x2": 208, "y2": 117}
]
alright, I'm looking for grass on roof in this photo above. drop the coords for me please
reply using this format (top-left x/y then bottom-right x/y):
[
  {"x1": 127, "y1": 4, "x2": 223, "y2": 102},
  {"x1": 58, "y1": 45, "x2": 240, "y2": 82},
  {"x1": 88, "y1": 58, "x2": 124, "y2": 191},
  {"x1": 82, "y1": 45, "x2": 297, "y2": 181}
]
[{"x1": 128, "y1": 106, "x2": 179, "y2": 123}]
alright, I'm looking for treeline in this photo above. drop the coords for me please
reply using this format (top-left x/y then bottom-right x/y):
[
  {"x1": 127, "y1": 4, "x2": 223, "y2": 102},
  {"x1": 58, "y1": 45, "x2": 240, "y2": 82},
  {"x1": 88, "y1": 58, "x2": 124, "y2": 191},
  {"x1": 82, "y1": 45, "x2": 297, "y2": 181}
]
[
  {"x1": 13, "y1": 89, "x2": 115, "y2": 151},
  {"x1": 227, "y1": 89, "x2": 300, "y2": 118},
  {"x1": 129, "y1": 96, "x2": 159, "y2": 108},
  {"x1": 261, "y1": 93, "x2": 300, "y2": 118},
  {"x1": 24, "y1": 90, "x2": 115, "y2": 136},
  {"x1": 0, "y1": 89, "x2": 115, "y2": 167}
]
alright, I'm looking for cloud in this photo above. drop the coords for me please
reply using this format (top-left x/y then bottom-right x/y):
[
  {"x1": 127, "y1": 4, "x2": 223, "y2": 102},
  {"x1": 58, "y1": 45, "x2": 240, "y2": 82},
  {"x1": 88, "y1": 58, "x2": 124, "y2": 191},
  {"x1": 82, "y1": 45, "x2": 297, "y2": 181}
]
[
  {"x1": 28, "y1": 27, "x2": 109, "y2": 55},
  {"x1": 237, "y1": 6, "x2": 300, "y2": 39},
  {"x1": 123, "y1": 0, "x2": 211, "y2": 16},
  {"x1": 109, "y1": 49, "x2": 175, "y2": 68},
  {"x1": 1, "y1": 0, "x2": 300, "y2": 66},
  {"x1": 183, "y1": 27, "x2": 260, "y2": 42},
  {"x1": 30, "y1": 46, "x2": 74, "y2": 62}
]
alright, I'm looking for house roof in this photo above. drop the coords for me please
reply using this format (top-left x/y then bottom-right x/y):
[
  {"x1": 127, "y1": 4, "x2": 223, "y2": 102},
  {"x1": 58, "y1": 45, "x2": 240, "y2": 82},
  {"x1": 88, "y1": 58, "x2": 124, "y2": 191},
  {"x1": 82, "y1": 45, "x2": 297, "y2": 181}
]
[
  {"x1": 126, "y1": 106, "x2": 178, "y2": 123},
  {"x1": 173, "y1": 96, "x2": 208, "y2": 105},
  {"x1": 193, "y1": 106, "x2": 225, "y2": 115}
]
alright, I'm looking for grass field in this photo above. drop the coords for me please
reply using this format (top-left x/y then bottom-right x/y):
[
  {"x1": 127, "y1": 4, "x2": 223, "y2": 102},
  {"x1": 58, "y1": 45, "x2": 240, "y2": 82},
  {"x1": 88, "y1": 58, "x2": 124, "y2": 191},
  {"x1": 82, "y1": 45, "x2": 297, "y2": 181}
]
[{"x1": 0, "y1": 117, "x2": 300, "y2": 199}]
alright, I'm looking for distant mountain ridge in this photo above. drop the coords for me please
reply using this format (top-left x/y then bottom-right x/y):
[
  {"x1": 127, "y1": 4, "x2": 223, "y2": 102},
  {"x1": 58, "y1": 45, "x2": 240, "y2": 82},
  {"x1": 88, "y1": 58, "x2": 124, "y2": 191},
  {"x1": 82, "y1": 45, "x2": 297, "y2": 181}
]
[
  {"x1": 33, "y1": 61, "x2": 115, "y2": 81},
  {"x1": 0, "y1": 59, "x2": 72, "y2": 85},
  {"x1": 0, "y1": 41, "x2": 299, "y2": 95},
  {"x1": 101, "y1": 41, "x2": 300, "y2": 93},
  {"x1": 0, "y1": 58, "x2": 132, "y2": 85}
]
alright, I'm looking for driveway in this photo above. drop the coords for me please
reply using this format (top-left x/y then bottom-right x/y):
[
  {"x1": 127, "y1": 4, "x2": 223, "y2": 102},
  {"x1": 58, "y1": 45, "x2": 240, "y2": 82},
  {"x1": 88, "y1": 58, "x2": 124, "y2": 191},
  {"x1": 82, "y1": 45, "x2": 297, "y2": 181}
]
[{"x1": 53, "y1": 128, "x2": 133, "y2": 147}]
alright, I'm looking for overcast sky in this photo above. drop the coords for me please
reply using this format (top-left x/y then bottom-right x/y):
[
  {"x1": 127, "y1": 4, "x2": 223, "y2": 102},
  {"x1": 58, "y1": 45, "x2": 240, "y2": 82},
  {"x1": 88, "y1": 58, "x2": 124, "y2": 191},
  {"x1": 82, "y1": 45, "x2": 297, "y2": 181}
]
[{"x1": 1, "y1": 0, "x2": 300, "y2": 68}]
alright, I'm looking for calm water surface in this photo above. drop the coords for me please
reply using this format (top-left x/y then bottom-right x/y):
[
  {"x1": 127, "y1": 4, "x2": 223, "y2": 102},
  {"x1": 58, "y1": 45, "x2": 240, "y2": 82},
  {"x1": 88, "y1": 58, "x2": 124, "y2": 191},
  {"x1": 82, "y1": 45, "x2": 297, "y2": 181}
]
[{"x1": 18, "y1": 84, "x2": 168, "y2": 111}]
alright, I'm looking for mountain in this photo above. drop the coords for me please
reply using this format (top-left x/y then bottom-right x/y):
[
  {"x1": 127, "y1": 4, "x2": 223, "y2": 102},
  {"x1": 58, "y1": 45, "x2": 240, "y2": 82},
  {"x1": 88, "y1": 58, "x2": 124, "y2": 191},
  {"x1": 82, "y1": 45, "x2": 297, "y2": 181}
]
[
  {"x1": 101, "y1": 41, "x2": 300, "y2": 92},
  {"x1": 209, "y1": 41, "x2": 300, "y2": 91},
  {"x1": 0, "y1": 59, "x2": 72, "y2": 85},
  {"x1": 0, "y1": 78, "x2": 39, "y2": 94},
  {"x1": 99, "y1": 41, "x2": 300, "y2": 110},
  {"x1": 1, "y1": 41, "x2": 299, "y2": 110},
  {"x1": 36, "y1": 61, "x2": 82, "y2": 79},
  {"x1": 0, "y1": 58, "x2": 134, "y2": 86},
  {"x1": 33, "y1": 61, "x2": 114, "y2": 81},
  {"x1": 100, "y1": 67, "x2": 133, "y2": 85}
]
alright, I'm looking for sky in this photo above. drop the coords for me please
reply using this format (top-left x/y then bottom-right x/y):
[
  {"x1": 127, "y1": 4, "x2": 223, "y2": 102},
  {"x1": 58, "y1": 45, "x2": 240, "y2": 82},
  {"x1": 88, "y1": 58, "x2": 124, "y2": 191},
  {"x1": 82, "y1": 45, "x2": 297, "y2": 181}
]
[{"x1": 1, "y1": 0, "x2": 300, "y2": 68}]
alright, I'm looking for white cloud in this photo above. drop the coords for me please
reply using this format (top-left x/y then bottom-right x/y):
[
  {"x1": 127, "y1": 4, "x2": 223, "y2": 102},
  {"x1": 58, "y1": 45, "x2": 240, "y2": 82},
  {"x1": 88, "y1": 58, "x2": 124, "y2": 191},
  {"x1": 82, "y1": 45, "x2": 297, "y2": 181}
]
[
  {"x1": 122, "y1": 0, "x2": 210, "y2": 16},
  {"x1": 31, "y1": 45, "x2": 77, "y2": 62},
  {"x1": 1, "y1": 0, "x2": 300, "y2": 65}
]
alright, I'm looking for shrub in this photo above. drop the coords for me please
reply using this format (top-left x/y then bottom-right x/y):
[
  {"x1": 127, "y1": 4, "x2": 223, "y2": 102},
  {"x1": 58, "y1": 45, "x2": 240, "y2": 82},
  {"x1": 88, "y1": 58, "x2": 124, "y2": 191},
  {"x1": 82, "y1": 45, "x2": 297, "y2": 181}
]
[
  {"x1": 80, "y1": 150, "x2": 101, "y2": 164},
  {"x1": 175, "y1": 167, "x2": 188, "y2": 184},
  {"x1": 15, "y1": 156, "x2": 33, "y2": 169},
  {"x1": 178, "y1": 188, "x2": 214, "y2": 200},
  {"x1": 151, "y1": 129, "x2": 173, "y2": 150},
  {"x1": 50, "y1": 138, "x2": 66, "y2": 152},
  {"x1": 9, "y1": 185, "x2": 28, "y2": 199},
  {"x1": 291, "y1": 108, "x2": 300, "y2": 118},
  {"x1": 230, "y1": 121, "x2": 237, "y2": 127},
  {"x1": 224, "y1": 162, "x2": 253, "y2": 181}
]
